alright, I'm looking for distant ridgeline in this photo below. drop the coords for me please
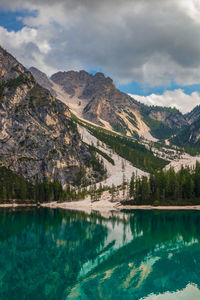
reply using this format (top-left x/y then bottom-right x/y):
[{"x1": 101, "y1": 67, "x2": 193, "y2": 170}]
[
  {"x1": 170, "y1": 106, "x2": 200, "y2": 155},
  {"x1": 140, "y1": 105, "x2": 183, "y2": 140},
  {"x1": 127, "y1": 162, "x2": 200, "y2": 206},
  {"x1": 171, "y1": 121, "x2": 200, "y2": 155}
]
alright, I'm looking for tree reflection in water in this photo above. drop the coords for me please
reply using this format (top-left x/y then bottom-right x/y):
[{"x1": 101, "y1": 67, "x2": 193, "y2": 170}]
[{"x1": 0, "y1": 209, "x2": 200, "y2": 300}]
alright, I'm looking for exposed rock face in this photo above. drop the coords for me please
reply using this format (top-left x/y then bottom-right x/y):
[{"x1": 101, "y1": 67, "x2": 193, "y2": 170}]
[
  {"x1": 172, "y1": 116, "x2": 200, "y2": 147},
  {"x1": 51, "y1": 70, "x2": 91, "y2": 96},
  {"x1": 188, "y1": 123, "x2": 200, "y2": 145},
  {"x1": 29, "y1": 67, "x2": 187, "y2": 140},
  {"x1": 0, "y1": 46, "x2": 100, "y2": 185},
  {"x1": 81, "y1": 73, "x2": 139, "y2": 124},
  {"x1": 29, "y1": 67, "x2": 57, "y2": 97},
  {"x1": 50, "y1": 70, "x2": 145, "y2": 135},
  {"x1": 185, "y1": 105, "x2": 200, "y2": 125},
  {"x1": 148, "y1": 108, "x2": 187, "y2": 128},
  {"x1": 0, "y1": 47, "x2": 28, "y2": 82},
  {"x1": 50, "y1": 70, "x2": 188, "y2": 138},
  {"x1": 51, "y1": 71, "x2": 139, "y2": 118},
  {"x1": 170, "y1": 105, "x2": 200, "y2": 147}
]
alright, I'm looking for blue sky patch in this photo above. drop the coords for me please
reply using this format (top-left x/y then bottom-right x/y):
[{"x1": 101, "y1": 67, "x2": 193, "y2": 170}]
[
  {"x1": 89, "y1": 67, "x2": 200, "y2": 96},
  {"x1": 118, "y1": 80, "x2": 200, "y2": 96},
  {"x1": 0, "y1": 7, "x2": 37, "y2": 32}
]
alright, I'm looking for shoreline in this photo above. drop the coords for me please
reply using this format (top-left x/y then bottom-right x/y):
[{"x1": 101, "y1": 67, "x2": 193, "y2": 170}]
[
  {"x1": 1, "y1": 201, "x2": 200, "y2": 211},
  {"x1": 119, "y1": 205, "x2": 200, "y2": 210},
  {"x1": 41, "y1": 202, "x2": 200, "y2": 211},
  {"x1": 0, "y1": 203, "x2": 37, "y2": 208}
]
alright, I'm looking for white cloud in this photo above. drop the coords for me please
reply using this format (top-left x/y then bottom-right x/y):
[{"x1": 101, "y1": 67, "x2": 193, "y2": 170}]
[
  {"x1": 178, "y1": 0, "x2": 200, "y2": 24},
  {"x1": 0, "y1": 26, "x2": 37, "y2": 46},
  {"x1": 130, "y1": 89, "x2": 200, "y2": 113},
  {"x1": 1, "y1": 0, "x2": 200, "y2": 86},
  {"x1": 0, "y1": 26, "x2": 56, "y2": 74}
]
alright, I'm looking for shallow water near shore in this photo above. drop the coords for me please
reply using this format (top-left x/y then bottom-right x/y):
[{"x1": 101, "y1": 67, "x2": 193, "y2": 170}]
[{"x1": 1, "y1": 208, "x2": 200, "y2": 299}]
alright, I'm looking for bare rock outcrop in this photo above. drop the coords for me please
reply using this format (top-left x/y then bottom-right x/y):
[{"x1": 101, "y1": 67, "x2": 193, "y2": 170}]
[{"x1": 0, "y1": 46, "x2": 103, "y2": 185}]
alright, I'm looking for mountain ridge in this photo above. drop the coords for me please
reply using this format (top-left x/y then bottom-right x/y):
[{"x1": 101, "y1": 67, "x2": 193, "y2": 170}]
[
  {"x1": 0, "y1": 46, "x2": 106, "y2": 186},
  {"x1": 30, "y1": 67, "x2": 191, "y2": 141}
]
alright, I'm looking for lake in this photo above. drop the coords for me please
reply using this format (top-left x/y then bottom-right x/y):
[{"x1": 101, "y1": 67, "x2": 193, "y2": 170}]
[{"x1": 0, "y1": 208, "x2": 200, "y2": 299}]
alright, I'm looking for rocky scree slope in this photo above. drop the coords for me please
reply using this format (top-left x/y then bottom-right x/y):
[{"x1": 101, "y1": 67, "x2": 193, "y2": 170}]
[{"x1": 0, "y1": 46, "x2": 105, "y2": 186}]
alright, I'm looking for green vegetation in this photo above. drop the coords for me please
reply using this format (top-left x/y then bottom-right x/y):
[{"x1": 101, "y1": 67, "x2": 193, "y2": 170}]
[
  {"x1": 126, "y1": 116, "x2": 138, "y2": 129},
  {"x1": 124, "y1": 110, "x2": 138, "y2": 129},
  {"x1": 0, "y1": 74, "x2": 34, "y2": 98},
  {"x1": 171, "y1": 125, "x2": 191, "y2": 147},
  {"x1": 73, "y1": 143, "x2": 107, "y2": 186},
  {"x1": 110, "y1": 121, "x2": 127, "y2": 135},
  {"x1": 110, "y1": 115, "x2": 129, "y2": 135},
  {"x1": 128, "y1": 163, "x2": 200, "y2": 205},
  {"x1": 72, "y1": 115, "x2": 168, "y2": 172},
  {"x1": 141, "y1": 104, "x2": 180, "y2": 114},
  {"x1": 0, "y1": 80, "x2": 5, "y2": 97},
  {"x1": 126, "y1": 111, "x2": 137, "y2": 120},
  {"x1": 6, "y1": 74, "x2": 30, "y2": 88},
  {"x1": 140, "y1": 104, "x2": 181, "y2": 139},
  {"x1": 171, "y1": 118, "x2": 200, "y2": 155},
  {"x1": 142, "y1": 115, "x2": 176, "y2": 139},
  {"x1": 0, "y1": 166, "x2": 65, "y2": 203},
  {"x1": 87, "y1": 149, "x2": 107, "y2": 178},
  {"x1": 0, "y1": 166, "x2": 89, "y2": 203},
  {"x1": 0, "y1": 166, "x2": 34, "y2": 203},
  {"x1": 183, "y1": 145, "x2": 200, "y2": 156},
  {"x1": 85, "y1": 143, "x2": 115, "y2": 165}
]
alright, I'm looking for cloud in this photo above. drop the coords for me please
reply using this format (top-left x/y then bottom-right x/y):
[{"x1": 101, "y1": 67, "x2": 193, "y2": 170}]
[
  {"x1": 0, "y1": 0, "x2": 200, "y2": 86},
  {"x1": 0, "y1": 25, "x2": 55, "y2": 74},
  {"x1": 130, "y1": 89, "x2": 200, "y2": 113}
]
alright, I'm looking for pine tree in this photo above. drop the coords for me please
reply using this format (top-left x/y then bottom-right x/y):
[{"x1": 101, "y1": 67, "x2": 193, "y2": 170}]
[{"x1": 129, "y1": 173, "x2": 135, "y2": 198}]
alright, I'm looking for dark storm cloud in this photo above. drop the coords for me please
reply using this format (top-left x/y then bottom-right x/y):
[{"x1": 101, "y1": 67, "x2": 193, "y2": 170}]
[{"x1": 1, "y1": 0, "x2": 200, "y2": 85}]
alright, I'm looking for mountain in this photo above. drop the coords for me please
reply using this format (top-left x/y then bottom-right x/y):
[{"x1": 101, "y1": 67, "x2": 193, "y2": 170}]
[
  {"x1": 30, "y1": 68, "x2": 187, "y2": 140},
  {"x1": 29, "y1": 67, "x2": 57, "y2": 97},
  {"x1": 171, "y1": 116, "x2": 200, "y2": 150},
  {"x1": 0, "y1": 46, "x2": 105, "y2": 185},
  {"x1": 185, "y1": 105, "x2": 200, "y2": 125},
  {"x1": 168, "y1": 105, "x2": 200, "y2": 151},
  {"x1": 50, "y1": 70, "x2": 189, "y2": 139},
  {"x1": 50, "y1": 70, "x2": 155, "y2": 139},
  {"x1": 28, "y1": 66, "x2": 200, "y2": 152}
]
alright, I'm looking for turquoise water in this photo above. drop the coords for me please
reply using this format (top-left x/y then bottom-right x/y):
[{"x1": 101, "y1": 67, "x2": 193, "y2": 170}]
[{"x1": 1, "y1": 209, "x2": 200, "y2": 299}]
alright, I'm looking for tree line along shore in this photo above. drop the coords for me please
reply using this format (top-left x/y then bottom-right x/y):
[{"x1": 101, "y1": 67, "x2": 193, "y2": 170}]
[{"x1": 1, "y1": 163, "x2": 200, "y2": 206}]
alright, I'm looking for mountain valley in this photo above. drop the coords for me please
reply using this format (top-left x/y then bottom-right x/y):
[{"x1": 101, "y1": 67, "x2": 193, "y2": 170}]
[{"x1": 1, "y1": 45, "x2": 200, "y2": 203}]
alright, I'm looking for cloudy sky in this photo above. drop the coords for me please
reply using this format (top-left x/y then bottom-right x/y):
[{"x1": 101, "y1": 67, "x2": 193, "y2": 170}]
[{"x1": 0, "y1": 0, "x2": 200, "y2": 113}]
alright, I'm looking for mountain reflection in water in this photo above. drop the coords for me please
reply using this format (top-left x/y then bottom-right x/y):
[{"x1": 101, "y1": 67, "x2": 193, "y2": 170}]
[{"x1": 0, "y1": 208, "x2": 200, "y2": 299}]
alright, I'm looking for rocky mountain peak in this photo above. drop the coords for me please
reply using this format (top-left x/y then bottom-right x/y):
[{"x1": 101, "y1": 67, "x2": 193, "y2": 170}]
[
  {"x1": 31, "y1": 66, "x2": 191, "y2": 140},
  {"x1": 0, "y1": 46, "x2": 28, "y2": 82},
  {"x1": 50, "y1": 70, "x2": 115, "y2": 97},
  {"x1": 93, "y1": 72, "x2": 113, "y2": 84},
  {"x1": 0, "y1": 46, "x2": 105, "y2": 186}
]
